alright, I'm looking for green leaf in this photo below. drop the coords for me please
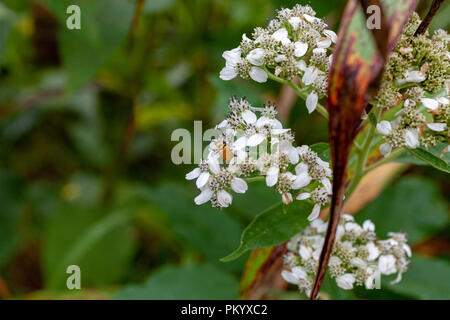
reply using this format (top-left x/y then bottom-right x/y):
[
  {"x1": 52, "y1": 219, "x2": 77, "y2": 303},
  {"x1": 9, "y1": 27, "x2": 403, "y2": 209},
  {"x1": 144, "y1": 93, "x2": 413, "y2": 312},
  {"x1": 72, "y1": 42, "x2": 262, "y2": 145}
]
[
  {"x1": 43, "y1": 206, "x2": 136, "y2": 289},
  {"x1": 114, "y1": 263, "x2": 238, "y2": 299},
  {"x1": 357, "y1": 176, "x2": 448, "y2": 243},
  {"x1": 42, "y1": 0, "x2": 134, "y2": 90},
  {"x1": 143, "y1": 0, "x2": 175, "y2": 14},
  {"x1": 221, "y1": 200, "x2": 312, "y2": 262},
  {"x1": 385, "y1": 255, "x2": 450, "y2": 300},
  {"x1": 407, "y1": 147, "x2": 450, "y2": 174}
]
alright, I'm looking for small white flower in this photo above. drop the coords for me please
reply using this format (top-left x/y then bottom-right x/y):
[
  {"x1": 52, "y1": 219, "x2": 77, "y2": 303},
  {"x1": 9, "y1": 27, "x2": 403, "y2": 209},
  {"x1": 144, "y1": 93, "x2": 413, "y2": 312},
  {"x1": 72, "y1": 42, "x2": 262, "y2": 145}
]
[
  {"x1": 272, "y1": 28, "x2": 291, "y2": 45},
  {"x1": 306, "y1": 91, "x2": 318, "y2": 113},
  {"x1": 378, "y1": 254, "x2": 397, "y2": 275},
  {"x1": 299, "y1": 245, "x2": 312, "y2": 260},
  {"x1": 288, "y1": 16, "x2": 302, "y2": 30},
  {"x1": 362, "y1": 219, "x2": 375, "y2": 232},
  {"x1": 421, "y1": 98, "x2": 439, "y2": 110},
  {"x1": 302, "y1": 66, "x2": 318, "y2": 86},
  {"x1": 217, "y1": 189, "x2": 232, "y2": 207},
  {"x1": 376, "y1": 120, "x2": 392, "y2": 135},
  {"x1": 427, "y1": 123, "x2": 446, "y2": 132},
  {"x1": 345, "y1": 222, "x2": 363, "y2": 235},
  {"x1": 220, "y1": 48, "x2": 241, "y2": 80},
  {"x1": 323, "y1": 29, "x2": 337, "y2": 43},
  {"x1": 281, "y1": 266, "x2": 307, "y2": 285},
  {"x1": 194, "y1": 188, "x2": 213, "y2": 205},
  {"x1": 379, "y1": 142, "x2": 392, "y2": 158},
  {"x1": 404, "y1": 129, "x2": 420, "y2": 149},
  {"x1": 336, "y1": 274, "x2": 355, "y2": 290},
  {"x1": 292, "y1": 172, "x2": 311, "y2": 189},
  {"x1": 246, "y1": 48, "x2": 265, "y2": 66},
  {"x1": 186, "y1": 168, "x2": 201, "y2": 180},
  {"x1": 341, "y1": 214, "x2": 354, "y2": 222},
  {"x1": 294, "y1": 41, "x2": 308, "y2": 57},
  {"x1": 249, "y1": 67, "x2": 268, "y2": 83},
  {"x1": 231, "y1": 177, "x2": 248, "y2": 193},
  {"x1": 266, "y1": 166, "x2": 279, "y2": 187}
]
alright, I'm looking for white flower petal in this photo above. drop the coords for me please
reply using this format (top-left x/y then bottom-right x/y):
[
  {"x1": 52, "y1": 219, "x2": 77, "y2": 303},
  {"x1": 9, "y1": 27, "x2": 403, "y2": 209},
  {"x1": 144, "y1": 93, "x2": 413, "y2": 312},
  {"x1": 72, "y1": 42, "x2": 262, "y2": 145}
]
[
  {"x1": 403, "y1": 244, "x2": 412, "y2": 257},
  {"x1": 306, "y1": 91, "x2": 318, "y2": 114},
  {"x1": 308, "y1": 204, "x2": 321, "y2": 221},
  {"x1": 222, "y1": 48, "x2": 241, "y2": 65},
  {"x1": 336, "y1": 274, "x2": 355, "y2": 290},
  {"x1": 242, "y1": 110, "x2": 257, "y2": 124},
  {"x1": 186, "y1": 168, "x2": 201, "y2": 180},
  {"x1": 379, "y1": 142, "x2": 392, "y2": 158},
  {"x1": 196, "y1": 171, "x2": 210, "y2": 188},
  {"x1": 376, "y1": 120, "x2": 392, "y2": 135},
  {"x1": 247, "y1": 133, "x2": 265, "y2": 146},
  {"x1": 281, "y1": 270, "x2": 300, "y2": 285},
  {"x1": 282, "y1": 192, "x2": 293, "y2": 204},
  {"x1": 287, "y1": 146, "x2": 300, "y2": 164},
  {"x1": 302, "y1": 66, "x2": 318, "y2": 86},
  {"x1": 266, "y1": 166, "x2": 279, "y2": 187},
  {"x1": 295, "y1": 162, "x2": 308, "y2": 174},
  {"x1": 246, "y1": 48, "x2": 265, "y2": 66},
  {"x1": 362, "y1": 219, "x2": 375, "y2": 232},
  {"x1": 296, "y1": 192, "x2": 311, "y2": 200},
  {"x1": 421, "y1": 98, "x2": 439, "y2": 110},
  {"x1": 272, "y1": 28, "x2": 291, "y2": 45},
  {"x1": 194, "y1": 188, "x2": 213, "y2": 205},
  {"x1": 323, "y1": 29, "x2": 337, "y2": 43},
  {"x1": 297, "y1": 60, "x2": 307, "y2": 71},
  {"x1": 378, "y1": 255, "x2": 397, "y2": 275},
  {"x1": 249, "y1": 67, "x2": 268, "y2": 83},
  {"x1": 288, "y1": 16, "x2": 302, "y2": 30},
  {"x1": 234, "y1": 136, "x2": 248, "y2": 150},
  {"x1": 231, "y1": 177, "x2": 248, "y2": 194},
  {"x1": 404, "y1": 129, "x2": 419, "y2": 149},
  {"x1": 208, "y1": 157, "x2": 221, "y2": 174},
  {"x1": 317, "y1": 37, "x2": 332, "y2": 49},
  {"x1": 437, "y1": 97, "x2": 449, "y2": 105},
  {"x1": 217, "y1": 189, "x2": 232, "y2": 207},
  {"x1": 219, "y1": 66, "x2": 237, "y2": 80},
  {"x1": 294, "y1": 41, "x2": 308, "y2": 57},
  {"x1": 292, "y1": 172, "x2": 311, "y2": 189},
  {"x1": 427, "y1": 122, "x2": 446, "y2": 132},
  {"x1": 303, "y1": 14, "x2": 317, "y2": 23},
  {"x1": 299, "y1": 245, "x2": 312, "y2": 260}
]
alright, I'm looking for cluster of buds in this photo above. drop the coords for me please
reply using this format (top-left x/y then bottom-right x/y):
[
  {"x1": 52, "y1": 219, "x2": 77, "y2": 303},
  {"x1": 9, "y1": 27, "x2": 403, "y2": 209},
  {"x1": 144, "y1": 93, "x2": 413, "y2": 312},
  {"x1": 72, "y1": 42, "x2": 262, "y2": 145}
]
[
  {"x1": 282, "y1": 215, "x2": 411, "y2": 297},
  {"x1": 374, "y1": 13, "x2": 450, "y2": 156},
  {"x1": 219, "y1": 4, "x2": 336, "y2": 114},
  {"x1": 186, "y1": 97, "x2": 331, "y2": 220}
]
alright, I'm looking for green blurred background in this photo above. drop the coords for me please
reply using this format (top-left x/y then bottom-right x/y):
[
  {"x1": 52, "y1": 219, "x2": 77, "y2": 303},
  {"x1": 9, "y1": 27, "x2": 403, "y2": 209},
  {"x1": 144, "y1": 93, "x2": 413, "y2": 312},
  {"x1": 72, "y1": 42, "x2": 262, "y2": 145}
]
[{"x1": 0, "y1": 0, "x2": 448, "y2": 299}]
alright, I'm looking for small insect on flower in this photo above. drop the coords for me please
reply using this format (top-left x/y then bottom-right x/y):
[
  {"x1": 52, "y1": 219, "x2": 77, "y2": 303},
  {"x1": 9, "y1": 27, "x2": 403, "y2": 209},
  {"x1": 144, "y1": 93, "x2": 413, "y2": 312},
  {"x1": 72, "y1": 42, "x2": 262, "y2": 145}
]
[{"x1": 215, "y1": 140, "x2": 234, "y2": 164}]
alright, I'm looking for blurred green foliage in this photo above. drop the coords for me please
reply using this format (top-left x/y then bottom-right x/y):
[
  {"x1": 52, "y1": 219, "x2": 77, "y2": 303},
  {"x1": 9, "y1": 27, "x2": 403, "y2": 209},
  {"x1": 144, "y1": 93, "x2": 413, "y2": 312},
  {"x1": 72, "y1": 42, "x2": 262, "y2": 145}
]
[{"x1": 0, "y1": 0, "x2": 448, "y2": 300}]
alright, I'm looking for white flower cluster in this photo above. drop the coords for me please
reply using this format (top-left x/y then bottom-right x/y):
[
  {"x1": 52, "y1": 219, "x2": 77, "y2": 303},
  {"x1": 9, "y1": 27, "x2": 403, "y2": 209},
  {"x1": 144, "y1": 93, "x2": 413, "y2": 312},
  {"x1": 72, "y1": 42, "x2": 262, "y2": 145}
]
[
  {"x1": 374, "y1": 14, "x2": 450, "y2": 156},
  {"x1": 219, "y1": 4, "x2": 336, "y2": 114},
  {"x1": 186, "y1": 97, "x2": 331, "y2": 219},
  {"x1": 376, "y1": 90, "x2": 449, "y2": 157},
  {"x1": 282, "y1": 215, "x2": 411, "y2": 297}
]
